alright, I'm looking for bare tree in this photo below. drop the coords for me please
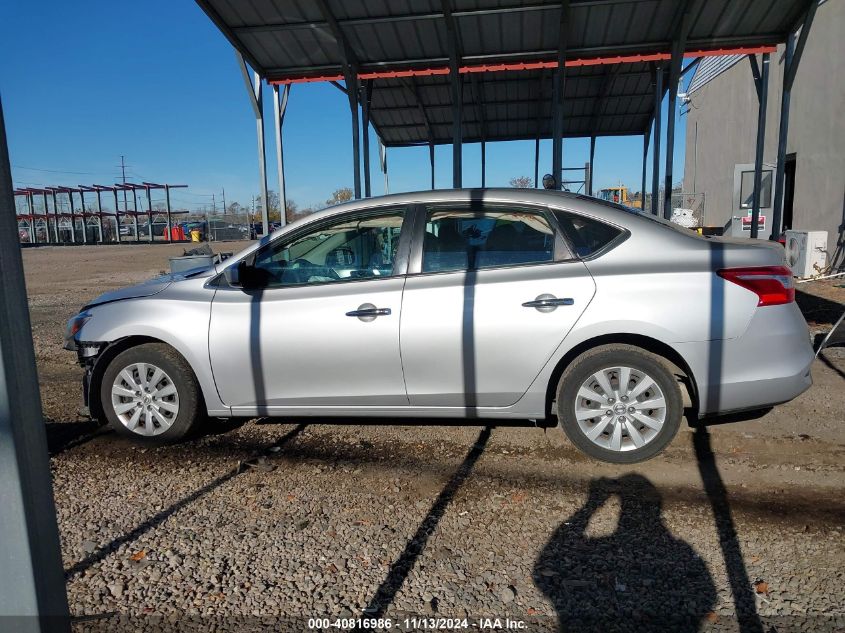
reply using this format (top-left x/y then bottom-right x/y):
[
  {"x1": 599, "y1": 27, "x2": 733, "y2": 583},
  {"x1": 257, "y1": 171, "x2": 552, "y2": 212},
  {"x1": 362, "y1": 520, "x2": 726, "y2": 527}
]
[
  {"x1": 509, "y1": 176, "x2": 533, "y2": 188},
  {"x1": 326, "y1": 187, "x2": 354, "y2": 207}
]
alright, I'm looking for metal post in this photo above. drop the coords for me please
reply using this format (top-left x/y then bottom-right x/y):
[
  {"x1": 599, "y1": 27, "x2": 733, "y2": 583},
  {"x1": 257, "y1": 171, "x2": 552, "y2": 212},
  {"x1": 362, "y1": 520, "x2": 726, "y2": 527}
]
[
  {"x1": 429, "y1": 143, "x2": 435, "y2": 190},
  {"x1": 79, "y1": 190, "x2": 88, "y2": 244},
  {"x1": 481, "y1": 140, "x2": 486, "y2": 188},
  {"x1": 344, "y1": 70, "x2": 362, "y2": 199},
  {"x1": 51, "y1": 191, "x2": 59, "y2": 242},
  {"x1": 113, "y1": 189, "x2": 121, "y2": 244},
  {"x1": 132, "y1": 189, "x2": 139, "y2": 242},
  {"x1": 67, "y1": 191, "x2": 77, "y2": 243},
  {"x1": 27, "y1": 193, "x2": 37, "y2": 244},
  {"x1": 450, "y1": 74, "x2": 462, "y2": 188},
  {"x1": 273, "y1": 83, "x2": 291, "y2": 225},
  {"x1": 750, "y1": 52, "x2": 770, "y2": 239},
  {"x1": 663, "y1": 50, "x2": 683, "y2": 219},
  {"x1": 95, "y1": 189, "x2": 103, "y2": 243},
  {"x1": 771, "y1": 41, "x2": 793, "y2": 239},
  {"x1": 379, "y1": 138, "x2": 389, "y2": 195},
  {"x1": 651, "y1": 64, "x2": 663, "y2": 215},
  {"x1": 145, "y1": 186, "x2": 153, "y2": 243},
  {"x1": 236, "y1": 51, "x2": 270, "y2": 236},
  {"x1": 772, "y1": 2, "x2": 817, "y2": 239},
  {"x1": 165, "y1": 185, "x2": 172, "y2": 242},
  {"x1": 43, "y1": 192, "x2": 55, "y2": 244},
  {"x1": 641, "y1": 123, "x2": 651, "y2": 212},
  {"x1": 588, "y1": 136, "x2": 596, "y2": 196},
  {"x1": 0, "y1": 95, "x2": 71, "y2": 633},
  {"x1": 362, "y1": 80, "x2": 372, "y2": 197},
  {"x1": 534, "y1": 137, "x2": 540, "y2": 188},
  {"x1": 551, "y1": 2, "x2": 569, "y2": 190}
]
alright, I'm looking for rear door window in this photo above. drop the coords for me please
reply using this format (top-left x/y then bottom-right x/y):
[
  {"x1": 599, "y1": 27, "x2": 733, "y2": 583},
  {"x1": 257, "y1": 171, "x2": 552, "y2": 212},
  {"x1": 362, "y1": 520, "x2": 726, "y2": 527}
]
[
  {"x1": 554, "y1": 212, "x2": 624, "y2": 258},
  {"x1": 421, "y1": 207, "x2": 556, "y2": 273}
]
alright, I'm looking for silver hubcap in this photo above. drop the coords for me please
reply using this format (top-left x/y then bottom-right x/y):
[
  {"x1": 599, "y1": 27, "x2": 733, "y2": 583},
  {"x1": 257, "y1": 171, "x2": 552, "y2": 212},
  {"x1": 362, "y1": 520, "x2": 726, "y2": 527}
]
[
  {"x1": 574, "y1": 365, "x2": 666, "y2": 452},
  {"x1": 110, "y1": 362, "x2": 179, "y2": 436}
]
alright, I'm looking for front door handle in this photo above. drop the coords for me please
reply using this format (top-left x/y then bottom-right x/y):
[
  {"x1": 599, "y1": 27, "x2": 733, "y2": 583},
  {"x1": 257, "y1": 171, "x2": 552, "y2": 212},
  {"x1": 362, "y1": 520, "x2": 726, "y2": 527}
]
[
  {"x1": 522, "y1": 294, "x2": 574, "y2": 312},
  {"x1": 346, "y1": 302, "x2": 391, "y2": 322}
]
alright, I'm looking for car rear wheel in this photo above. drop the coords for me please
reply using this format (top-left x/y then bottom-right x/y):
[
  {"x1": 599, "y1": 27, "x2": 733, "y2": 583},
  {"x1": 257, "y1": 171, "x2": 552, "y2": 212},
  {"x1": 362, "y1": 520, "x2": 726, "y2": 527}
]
[
  {"x1": 556, "y1": 345, "x2": 682, "y2": 463},
  {"x1": 100, "y1": 343, "x2": 203, "y2": 442}
]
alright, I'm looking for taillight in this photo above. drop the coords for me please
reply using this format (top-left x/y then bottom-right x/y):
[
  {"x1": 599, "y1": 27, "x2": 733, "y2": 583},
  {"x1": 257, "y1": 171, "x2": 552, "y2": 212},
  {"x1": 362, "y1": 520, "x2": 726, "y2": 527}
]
[{"x1": 717, "y1": 266, "x2": 795, "y2": 306}]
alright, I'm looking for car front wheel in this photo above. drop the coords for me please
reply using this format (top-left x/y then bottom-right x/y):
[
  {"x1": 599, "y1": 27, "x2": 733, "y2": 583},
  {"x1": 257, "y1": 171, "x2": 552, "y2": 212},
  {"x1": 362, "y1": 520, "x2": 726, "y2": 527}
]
[
  {"x1": 556, "y1": 344, "x2": 683, "y2": 463},
  {"x1": 100, "y1": 343, "x2": 203, "y2": 442}
]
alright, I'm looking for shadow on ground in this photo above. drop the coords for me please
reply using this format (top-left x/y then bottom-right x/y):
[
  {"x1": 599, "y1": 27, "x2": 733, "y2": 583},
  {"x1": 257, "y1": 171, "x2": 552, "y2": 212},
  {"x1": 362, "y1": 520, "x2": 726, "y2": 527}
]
[{"x1": 533, "y1": 474, "x2": 716, "y2": 632}]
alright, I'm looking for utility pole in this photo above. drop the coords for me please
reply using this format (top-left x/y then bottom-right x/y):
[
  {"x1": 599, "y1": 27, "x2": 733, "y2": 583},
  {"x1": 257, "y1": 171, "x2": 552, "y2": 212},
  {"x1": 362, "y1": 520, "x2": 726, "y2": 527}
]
[
  {"x1": 209, "y1": 194, "x2": 215, "y2": 242},
  {"x1": 221, "y1": 188, "x2": 226, "y2": 216}
]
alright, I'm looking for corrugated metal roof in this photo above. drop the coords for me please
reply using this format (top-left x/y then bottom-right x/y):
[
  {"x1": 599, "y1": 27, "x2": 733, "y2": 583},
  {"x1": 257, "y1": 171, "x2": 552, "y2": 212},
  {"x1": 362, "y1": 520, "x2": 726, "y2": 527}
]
[
  {"x1": 196, "y1": 0, "x2": 812, "y2": 146},
  {"x1": 687, "y1": 54, "x2": 745, "y2": 93}
]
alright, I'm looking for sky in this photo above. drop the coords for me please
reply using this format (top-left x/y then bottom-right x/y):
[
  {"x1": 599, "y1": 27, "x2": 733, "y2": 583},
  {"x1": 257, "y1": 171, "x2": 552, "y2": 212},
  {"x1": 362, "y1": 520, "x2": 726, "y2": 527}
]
[{"x1": 0, "y1": 0, "x2": 692, "y2": 213}]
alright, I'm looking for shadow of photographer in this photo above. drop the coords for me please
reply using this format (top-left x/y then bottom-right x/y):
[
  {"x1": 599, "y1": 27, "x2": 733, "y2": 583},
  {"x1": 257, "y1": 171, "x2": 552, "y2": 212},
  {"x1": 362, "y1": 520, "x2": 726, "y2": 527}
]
[{"x1": 533, "y1": 474, "x2": 716, "y2": 632}]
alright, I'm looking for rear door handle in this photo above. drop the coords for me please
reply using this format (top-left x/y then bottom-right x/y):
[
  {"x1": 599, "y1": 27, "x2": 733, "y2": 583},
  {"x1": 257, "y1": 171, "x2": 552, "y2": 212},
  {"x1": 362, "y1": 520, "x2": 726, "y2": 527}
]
[
  {"x1": 522, "y1": 294, "x2": 574, "y2": 312},
  {"x1": 346, "y1": 303, "x2": 391, "y2": 321}
]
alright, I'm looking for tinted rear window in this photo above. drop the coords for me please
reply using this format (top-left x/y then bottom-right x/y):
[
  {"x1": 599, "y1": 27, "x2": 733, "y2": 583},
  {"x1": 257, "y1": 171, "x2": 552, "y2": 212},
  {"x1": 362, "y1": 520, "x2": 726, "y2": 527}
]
[{"x1": 554, "y1": 212, "x2": 624, "y2": 258}]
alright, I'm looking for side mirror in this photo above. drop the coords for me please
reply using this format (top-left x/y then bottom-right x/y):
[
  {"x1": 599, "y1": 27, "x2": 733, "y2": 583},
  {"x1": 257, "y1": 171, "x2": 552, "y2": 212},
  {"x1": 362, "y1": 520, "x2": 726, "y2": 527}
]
[
  {"x1": 224, "y1": 260, "x2": 269, "y2": 290},
  {"x1": 223, "y1": 261, "x2": 244, "y2": 287}
]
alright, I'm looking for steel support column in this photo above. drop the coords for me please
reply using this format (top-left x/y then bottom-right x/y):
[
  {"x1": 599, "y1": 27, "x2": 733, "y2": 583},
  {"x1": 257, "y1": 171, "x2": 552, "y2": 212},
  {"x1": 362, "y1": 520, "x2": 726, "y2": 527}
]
[
  {"x1": 663, "y1": 0, "x2": 695, "y2": 218},
  {"x1": 429, "y1": 143, "x2": 435, "y2": 190},
  {"x1": 345, "y1": 70, "x2": 362, "y2": 199},
  {"x1": 67, "y1": 191, "x2": 77, "y2": 243},
  {"x1": 362, "y1": 80, "x2": 372, "y2": 198},
  {"x1": 749, "y1": 52, "x2": 770, "y2": 239},
  {"x1": 26, "y1": 193, "x2": 36, "y2": 244},
  {"x1": 144, "y1": 186, "x2": 152, "y2": 243},
  {"x1": 663, "y1": 57, "x2": 680, "y2": 219},
  {"x1": 481, "y1": 140, "x2": 486, "y2": 188},
  {"x1": 113, "y1": 189, "x2": 121, "y2": 243},
  {"x1": 588, "y1": 136, "x2": 596, "y2": 196},
  {"x1": 772, "y1": 2, "x2": 817, "y2": 240},
  {"x1": 165, "y1": 185, "x2": 172, "y2": 242},
  {"x1": 651, "y1": 64, "x2": 663, "y2": 215},
  {"x1": 552, "y1": 2, "x2": 570, "y2": 190},
  {"x1": 316, "y1": 0, "x2": 362, "y2": 199},
  {"x1": 272, "y1": 83, "x2": 291, "y2": 225},
  {"x1": 94, "y1": 188, "x2": 103, "y2": 242},
  {"x1": 441, "y1": 1, "x2": 462, "y2": 187},
  {"x1": 641, "y1": 120, "x2": 652, "y2": 212},
  {"x1": 379, "y1": 138, "x2": 389, "y2": 195},
  {"x1": 534, "y1": 138, "x2": 540, "y2": 188},
  {"x1": 0, "y1": 95, "x2": 71, "y2": 633},
  {"x1": 236, "y1": 51, "x2": 270, "y2": 236}
]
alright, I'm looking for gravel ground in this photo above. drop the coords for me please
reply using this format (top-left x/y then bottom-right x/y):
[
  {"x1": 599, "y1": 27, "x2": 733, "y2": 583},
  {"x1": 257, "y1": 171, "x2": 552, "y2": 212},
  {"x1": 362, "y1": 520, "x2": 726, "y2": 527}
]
[{"x1": 19, "y1": 243, "x2": 845, "y2": 632}]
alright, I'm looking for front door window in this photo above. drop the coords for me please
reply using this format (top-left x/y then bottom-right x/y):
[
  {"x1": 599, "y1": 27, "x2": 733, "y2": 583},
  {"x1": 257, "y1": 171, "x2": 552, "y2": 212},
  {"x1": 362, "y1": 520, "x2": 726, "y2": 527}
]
[{"x1": 252, "y1": 210, "x2": 405, "y2": 287}]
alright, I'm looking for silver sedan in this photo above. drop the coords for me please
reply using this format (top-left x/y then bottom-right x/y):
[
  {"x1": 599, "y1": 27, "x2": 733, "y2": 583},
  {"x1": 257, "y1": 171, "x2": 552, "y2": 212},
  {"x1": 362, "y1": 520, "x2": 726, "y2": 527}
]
[{"x1": 65, "y1": 189, "x2": 813, "y2": 463}]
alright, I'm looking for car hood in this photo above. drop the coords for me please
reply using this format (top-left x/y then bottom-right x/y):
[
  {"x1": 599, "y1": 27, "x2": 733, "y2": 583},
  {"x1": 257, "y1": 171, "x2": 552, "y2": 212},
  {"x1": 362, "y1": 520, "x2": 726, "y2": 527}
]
[{"x1": 83, "y1": 266, "x2": 218, "y2": 309}]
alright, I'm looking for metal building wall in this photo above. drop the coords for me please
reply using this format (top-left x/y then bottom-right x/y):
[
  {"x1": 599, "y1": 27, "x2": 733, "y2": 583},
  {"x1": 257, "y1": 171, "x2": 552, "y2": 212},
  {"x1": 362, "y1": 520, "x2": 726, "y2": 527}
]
[{"x1": 682, "y1": 0, "x2": 844, "y2": 260}]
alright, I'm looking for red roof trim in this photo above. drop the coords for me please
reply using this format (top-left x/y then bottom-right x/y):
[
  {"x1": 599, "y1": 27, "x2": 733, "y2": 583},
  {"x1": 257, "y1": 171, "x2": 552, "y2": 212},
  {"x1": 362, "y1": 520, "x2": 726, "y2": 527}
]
[{"x1": 268, "y1": 45, "x2": 776, "y2": 85}]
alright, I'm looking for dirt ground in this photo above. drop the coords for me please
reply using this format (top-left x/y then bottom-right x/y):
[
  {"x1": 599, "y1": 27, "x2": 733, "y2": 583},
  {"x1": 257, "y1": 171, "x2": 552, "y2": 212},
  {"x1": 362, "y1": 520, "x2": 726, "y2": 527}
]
[{"x1": 20, "y1": 243, "x2": 845, "y2": 632}]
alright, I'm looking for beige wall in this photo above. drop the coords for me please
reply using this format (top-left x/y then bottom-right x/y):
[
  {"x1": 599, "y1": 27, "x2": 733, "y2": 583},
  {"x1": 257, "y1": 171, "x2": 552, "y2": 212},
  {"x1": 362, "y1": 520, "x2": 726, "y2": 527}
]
[{"x1": 683, "y1": 0, "x2": 844, "y2": 261}]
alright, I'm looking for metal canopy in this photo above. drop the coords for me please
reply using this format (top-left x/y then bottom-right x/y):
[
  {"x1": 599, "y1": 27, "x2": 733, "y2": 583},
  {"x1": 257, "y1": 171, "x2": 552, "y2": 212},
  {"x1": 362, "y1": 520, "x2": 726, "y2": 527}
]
[
  {"x1": 197, "y1": 0, "x2": 808, "y2": 146},
  {"x1": 369, "y1": 63, "x2": 656, "y2": 146}
]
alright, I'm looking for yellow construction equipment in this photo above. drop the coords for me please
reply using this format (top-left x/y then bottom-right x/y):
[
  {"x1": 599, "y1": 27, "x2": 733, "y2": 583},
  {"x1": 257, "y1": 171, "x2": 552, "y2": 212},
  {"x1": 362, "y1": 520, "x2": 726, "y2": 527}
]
[{"x1": 598, "y1": 185, "x2": 643, "y2": 208}]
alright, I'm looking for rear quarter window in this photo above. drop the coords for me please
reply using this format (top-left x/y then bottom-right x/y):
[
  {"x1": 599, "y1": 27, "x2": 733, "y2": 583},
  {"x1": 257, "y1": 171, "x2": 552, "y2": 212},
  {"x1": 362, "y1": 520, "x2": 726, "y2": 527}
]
[{"x1": 553, "y1": 211, "x2": 625, "y2": 259}]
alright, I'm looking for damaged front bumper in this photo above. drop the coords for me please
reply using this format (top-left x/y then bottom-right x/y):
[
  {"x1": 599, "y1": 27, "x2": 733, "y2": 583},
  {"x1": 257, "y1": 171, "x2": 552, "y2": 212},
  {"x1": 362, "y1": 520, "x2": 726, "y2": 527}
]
[{"x1": 69, "y1": 341, "x2": 107, "y2": 419}]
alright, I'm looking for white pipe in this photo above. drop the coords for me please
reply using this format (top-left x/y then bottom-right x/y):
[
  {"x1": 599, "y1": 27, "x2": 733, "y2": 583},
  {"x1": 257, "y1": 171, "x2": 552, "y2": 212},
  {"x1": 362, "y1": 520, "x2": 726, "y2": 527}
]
[{"x1": 796, "y1": 271, "x2": 845, "y2": 283}]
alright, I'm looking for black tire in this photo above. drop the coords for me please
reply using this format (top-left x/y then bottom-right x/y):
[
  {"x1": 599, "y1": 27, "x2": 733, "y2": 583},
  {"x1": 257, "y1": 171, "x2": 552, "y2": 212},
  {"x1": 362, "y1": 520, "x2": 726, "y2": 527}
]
[
  {"x1": 556, "y1": 344, "x2": 682, "y2": 464},
  {"x1": 100, "y1": 343, "x2": 204, "y2": 443}
]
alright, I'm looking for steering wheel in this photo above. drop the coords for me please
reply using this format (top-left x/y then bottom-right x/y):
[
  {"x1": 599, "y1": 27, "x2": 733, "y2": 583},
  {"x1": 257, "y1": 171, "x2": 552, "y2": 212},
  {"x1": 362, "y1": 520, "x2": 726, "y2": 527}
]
[{"x1": 291, "y1": 257, "x2": 340, "y2": 281}]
